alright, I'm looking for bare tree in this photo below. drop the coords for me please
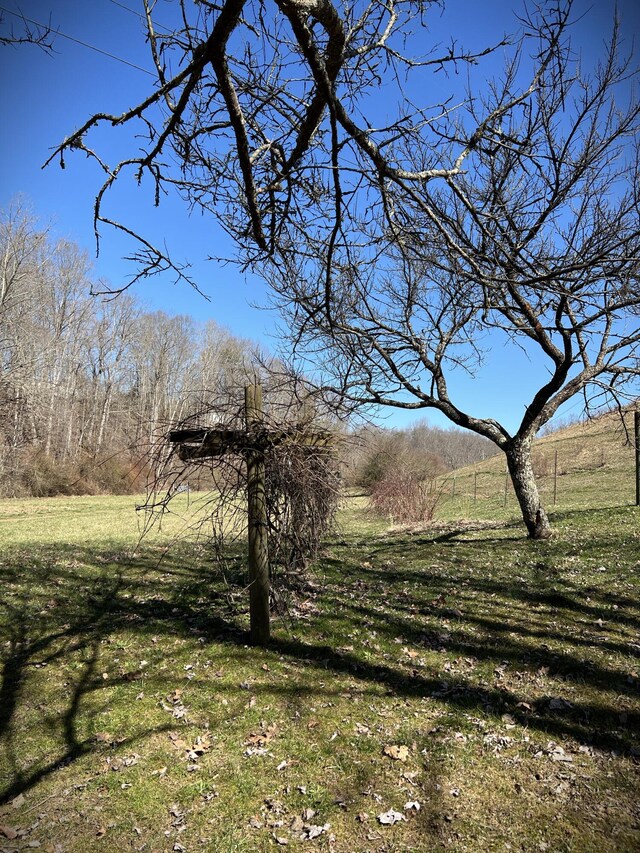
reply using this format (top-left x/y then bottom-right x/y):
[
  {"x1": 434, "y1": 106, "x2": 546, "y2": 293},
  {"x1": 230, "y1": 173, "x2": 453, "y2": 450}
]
[
  {"x1": 0, "y1": 201, "x2": 276, "y2": 495},
  {"x1": 48, "y1": 1, "x2": 640, "y2": 537},
  {"x1": 45, "y1": 0, "x2": 509, "y2": 287},
  {"x1": 0, "y1": 8, "x2": 54, "y2": 51},
  {"x1": 271, "y1": 7, "x2": 640, "y2": 537}
]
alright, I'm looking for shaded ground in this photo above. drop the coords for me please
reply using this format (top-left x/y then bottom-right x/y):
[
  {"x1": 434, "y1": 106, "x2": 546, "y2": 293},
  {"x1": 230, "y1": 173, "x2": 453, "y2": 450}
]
[{"x1": 0, "y1": 501, "x2": 639, "y2": 851}]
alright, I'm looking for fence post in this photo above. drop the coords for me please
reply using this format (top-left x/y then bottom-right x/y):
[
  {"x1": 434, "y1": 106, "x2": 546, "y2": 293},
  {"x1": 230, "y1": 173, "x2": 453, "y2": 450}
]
[{"x1": 245, "y1": 384, "x2": 270, "y2": 646}]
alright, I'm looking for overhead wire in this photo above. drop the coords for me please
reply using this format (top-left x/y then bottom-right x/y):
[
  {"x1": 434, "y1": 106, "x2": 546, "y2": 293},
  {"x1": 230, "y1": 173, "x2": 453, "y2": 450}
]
[
  {"x1": 0, "y1": 4, "x2": 156, "y2": 76},
  {"x1": 106, "y1": 0, "x2": 172, "y2": 35}
]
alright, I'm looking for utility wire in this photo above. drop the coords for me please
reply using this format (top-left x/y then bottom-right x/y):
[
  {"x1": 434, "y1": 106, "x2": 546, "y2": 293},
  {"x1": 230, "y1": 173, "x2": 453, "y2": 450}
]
[
  {"x1": 106, "y1": 0, "x2": 171, "y2": 35},
  {"x1": 0, "y1": 5, "x2": 156, "y2": 76}
]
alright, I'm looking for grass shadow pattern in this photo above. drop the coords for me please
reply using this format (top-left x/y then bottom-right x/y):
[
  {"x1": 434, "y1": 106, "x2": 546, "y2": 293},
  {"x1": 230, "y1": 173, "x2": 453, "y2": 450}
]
[{"x1": 0, "y1": 503, "x2": 638, "y2": 850}]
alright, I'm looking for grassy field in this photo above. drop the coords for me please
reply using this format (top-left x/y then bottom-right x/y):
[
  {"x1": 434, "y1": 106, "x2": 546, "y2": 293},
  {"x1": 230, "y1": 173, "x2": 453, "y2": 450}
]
[
  {"x1": 436, "y1": 409, "x2": 638, "y2": 523},
  {"x1": 0, "y1": 424, "x2": 639, "y2": 851}
]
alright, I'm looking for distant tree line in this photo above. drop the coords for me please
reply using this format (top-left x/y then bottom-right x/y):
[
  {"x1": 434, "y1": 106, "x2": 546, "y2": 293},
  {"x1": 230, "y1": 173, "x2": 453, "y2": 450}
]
[
  {"x1": 0, "y1": 200, "x2": 258, "y2": 496},
  {"x1": 1, "y1": 199, "x2": 498, "y2": 500}
]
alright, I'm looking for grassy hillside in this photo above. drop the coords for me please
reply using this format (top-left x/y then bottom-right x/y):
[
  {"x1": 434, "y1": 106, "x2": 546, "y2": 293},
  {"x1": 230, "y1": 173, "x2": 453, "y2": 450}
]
[
  {"x1": 0, "y1": 430, "x2": 638, "y2": 851},
  {"x1": 436, "y1": 408, "x2": 638, "y2": 524}
]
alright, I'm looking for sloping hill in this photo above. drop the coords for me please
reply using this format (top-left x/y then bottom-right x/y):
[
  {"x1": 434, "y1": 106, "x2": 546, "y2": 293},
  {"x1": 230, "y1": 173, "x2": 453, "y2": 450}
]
[{"x1": 437, "y1": 408, "x2": 638, "y2": 522}]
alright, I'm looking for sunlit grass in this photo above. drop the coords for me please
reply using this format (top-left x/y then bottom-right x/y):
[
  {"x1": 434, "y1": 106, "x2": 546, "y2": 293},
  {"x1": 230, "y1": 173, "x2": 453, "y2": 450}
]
[{"x1": 0, "y1": 447, "x2": 639, "y2": 851}]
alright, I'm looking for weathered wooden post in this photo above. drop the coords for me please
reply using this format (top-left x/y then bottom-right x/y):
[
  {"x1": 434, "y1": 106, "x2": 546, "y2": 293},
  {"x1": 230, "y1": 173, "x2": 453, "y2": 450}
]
[
  {"x1": 168, "y1": 385, "x2": 333, "y2": 647},
  {"x1": 503, "y1": 465, "x2": 508, "y2": 508},
  {"x1": 245, "y1": 384, "x2": 270, "y2": 645}
]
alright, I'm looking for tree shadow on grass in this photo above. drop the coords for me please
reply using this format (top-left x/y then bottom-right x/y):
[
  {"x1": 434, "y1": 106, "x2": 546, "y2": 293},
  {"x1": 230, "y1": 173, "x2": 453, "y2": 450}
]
[
  {"x1": 0, "y1": 555, "x2": 186, "y2": 805},
  {"x1": 0, "y1": 529, "x2": 638, "y2": 807}
]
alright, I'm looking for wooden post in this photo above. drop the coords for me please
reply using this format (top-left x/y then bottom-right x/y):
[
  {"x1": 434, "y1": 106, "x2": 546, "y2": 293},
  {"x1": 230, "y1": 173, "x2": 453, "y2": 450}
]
[
  {"x1": 168, "y1": 385, "x2": 333, "y2": 647},
  {"x1": 245, "y1": 384, "x2": 270, "y2": 645},
  {"x1": 635, "y1": 410, "x2": 640, "y2": 508}
]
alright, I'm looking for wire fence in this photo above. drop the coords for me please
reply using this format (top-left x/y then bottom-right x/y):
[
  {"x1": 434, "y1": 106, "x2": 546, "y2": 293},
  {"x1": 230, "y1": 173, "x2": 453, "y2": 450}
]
[{"x1": 437, "y1": 425, "x2": 638, "y2": 520}]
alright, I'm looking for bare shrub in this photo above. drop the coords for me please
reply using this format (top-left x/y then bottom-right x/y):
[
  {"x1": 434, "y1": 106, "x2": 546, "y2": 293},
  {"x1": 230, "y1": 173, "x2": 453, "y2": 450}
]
[
  {"x1": 141, "y1": 379, "x2": 341, "y2": 600},
  {"x1": 532, "y1": 453, "x2": 550, "y2": 479},
  {"x1": 370, "y1": 472, "x2": 443, "y2": 524},
  {"x1": 265, "y1": 441, "x2": 341, "y2": 584}
]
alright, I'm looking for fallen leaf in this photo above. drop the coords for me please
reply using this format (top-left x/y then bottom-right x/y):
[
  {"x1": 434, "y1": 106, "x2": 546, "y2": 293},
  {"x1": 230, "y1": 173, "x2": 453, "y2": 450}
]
[
  {"x1": 169, "y1": 733, "x2": 188, "y2": 750},
  {"x1": 404, "y1": 801, "x2": 421, "y2": 811},
  {"x1": 303, "y1": 824, "x2": 331, "y2": 840},
  {"x1": 245, "y1": 722, "x2": 278, "y2": 747},
  {"x1": 383, "y1": 744, "x2": 409, "y2": 762},
  {"x1": 378, "y1": 809, "x2": 406, "y2": 825},
  {"x1": 0, "y1": 826, "x2": 18, "y2": 840},
  {"x1": 191, "y1": 733, "x2": 211, "y2": 755},
  {"x1": 10, "y1": 794, "x2": 25, "y2": 809},
  {"x1": 93, "y1": 732, "x2": 113, "y2": 744},
  {"x1": 401, "y1": 647, "x2": 420, "y2": 660},
  {"x1": 549, "y1": 745, "x2": 573, "y2": 763}
]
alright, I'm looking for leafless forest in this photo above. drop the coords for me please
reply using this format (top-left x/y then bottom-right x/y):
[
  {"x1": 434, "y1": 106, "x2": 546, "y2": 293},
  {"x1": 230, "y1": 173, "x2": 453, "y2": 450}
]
[{"x1": 1, "y1": 200, "x2": 493, "y2": 498}]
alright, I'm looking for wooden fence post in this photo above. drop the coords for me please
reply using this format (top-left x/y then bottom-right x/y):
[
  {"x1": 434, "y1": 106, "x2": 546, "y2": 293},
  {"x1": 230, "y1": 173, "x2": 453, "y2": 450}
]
[
  {"x1": 170, "y1": 385, "x2": 331, "y2": 646},
  {"x1": 245, "y1": 384, "x2": 270, "y2": 645}
]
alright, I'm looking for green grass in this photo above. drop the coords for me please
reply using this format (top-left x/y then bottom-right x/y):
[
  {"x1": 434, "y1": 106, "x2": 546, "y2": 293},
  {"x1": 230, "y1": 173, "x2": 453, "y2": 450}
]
[
  {"x1": 435, "y1": 408, "x2": 638, "y2": 525},
  {"x1": 0, "y1": 480, "x2": 639, "y2": 851}
]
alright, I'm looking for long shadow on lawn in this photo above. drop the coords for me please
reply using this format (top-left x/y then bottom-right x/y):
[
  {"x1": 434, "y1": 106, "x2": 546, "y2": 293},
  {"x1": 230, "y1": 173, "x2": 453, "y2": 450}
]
[
  {"x1": 0, "y1": 559, "x2": 183, "y2": 805},
  {"x1": 0, "y1": 530, "x2": 638, "y2": 806}
]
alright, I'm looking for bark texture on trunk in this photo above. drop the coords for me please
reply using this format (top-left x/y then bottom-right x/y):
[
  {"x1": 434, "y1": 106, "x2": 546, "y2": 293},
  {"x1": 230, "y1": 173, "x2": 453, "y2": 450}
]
[{"x1": 505, "y1": 436, "x2": 552, "y2": 540}]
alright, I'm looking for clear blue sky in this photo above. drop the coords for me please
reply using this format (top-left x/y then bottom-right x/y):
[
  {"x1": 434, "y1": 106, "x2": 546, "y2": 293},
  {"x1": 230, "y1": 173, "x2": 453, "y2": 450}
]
[{"x1": 1, "y1": 0, "x2": 638, "y2": 432}]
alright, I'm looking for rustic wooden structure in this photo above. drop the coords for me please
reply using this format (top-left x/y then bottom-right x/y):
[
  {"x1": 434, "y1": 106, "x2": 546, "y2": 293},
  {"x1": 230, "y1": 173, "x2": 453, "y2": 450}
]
[{"x1": 168, "y1": 384, "x2": 332, "y2": 646}]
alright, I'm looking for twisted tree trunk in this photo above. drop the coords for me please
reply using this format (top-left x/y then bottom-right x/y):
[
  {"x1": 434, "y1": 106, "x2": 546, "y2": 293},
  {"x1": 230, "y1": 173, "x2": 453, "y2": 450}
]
[{"x1": 505, "y1": 435, "x2": 552, "y2": 540}]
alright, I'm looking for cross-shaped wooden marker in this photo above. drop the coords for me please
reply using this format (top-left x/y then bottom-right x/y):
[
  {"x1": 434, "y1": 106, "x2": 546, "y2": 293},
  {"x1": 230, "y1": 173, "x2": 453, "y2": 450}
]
[{"x1": 169, "y1": 384, "x2": 332, "y2": 646}]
